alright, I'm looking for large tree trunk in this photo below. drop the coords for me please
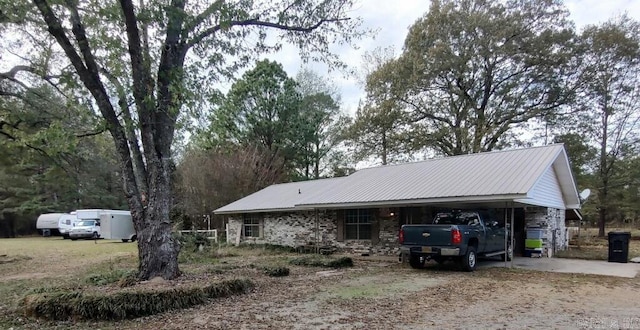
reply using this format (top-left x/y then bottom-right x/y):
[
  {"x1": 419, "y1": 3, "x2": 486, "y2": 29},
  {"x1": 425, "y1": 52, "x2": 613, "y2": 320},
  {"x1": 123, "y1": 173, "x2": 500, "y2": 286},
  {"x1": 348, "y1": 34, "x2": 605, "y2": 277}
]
[{"x1": 130, "y1": 156, "x2": 180, "y2": 279}]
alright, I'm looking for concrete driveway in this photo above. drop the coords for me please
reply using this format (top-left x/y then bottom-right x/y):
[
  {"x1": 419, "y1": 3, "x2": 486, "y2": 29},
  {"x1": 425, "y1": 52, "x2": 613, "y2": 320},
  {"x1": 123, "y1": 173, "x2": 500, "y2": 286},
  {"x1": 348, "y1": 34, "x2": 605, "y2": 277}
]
[{"x1": 481, "y1": 257, "x2": 640, "y2": 278}]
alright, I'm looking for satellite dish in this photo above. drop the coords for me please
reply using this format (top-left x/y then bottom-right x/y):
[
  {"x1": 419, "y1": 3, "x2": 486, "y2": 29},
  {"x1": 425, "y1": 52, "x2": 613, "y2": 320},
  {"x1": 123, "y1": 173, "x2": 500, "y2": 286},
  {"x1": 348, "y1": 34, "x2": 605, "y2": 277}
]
[{"x1": 579, "y1": 188, "x2": 591, "y2": 201}]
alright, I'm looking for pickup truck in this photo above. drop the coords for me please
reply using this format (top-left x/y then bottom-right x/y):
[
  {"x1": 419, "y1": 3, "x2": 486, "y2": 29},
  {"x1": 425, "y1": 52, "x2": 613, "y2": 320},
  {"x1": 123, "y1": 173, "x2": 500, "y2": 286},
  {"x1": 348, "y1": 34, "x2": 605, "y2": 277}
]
[{"x1": 399, "y1": 210, "x2": 512, "y2": 271}]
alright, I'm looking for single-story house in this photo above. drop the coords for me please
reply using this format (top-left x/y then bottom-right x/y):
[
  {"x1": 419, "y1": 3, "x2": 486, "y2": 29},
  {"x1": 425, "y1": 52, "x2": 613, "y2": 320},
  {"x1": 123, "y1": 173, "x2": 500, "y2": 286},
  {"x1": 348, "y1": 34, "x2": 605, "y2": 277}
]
[{"x1": 214, "y1": 144, "x2": 581, "y2": 256}]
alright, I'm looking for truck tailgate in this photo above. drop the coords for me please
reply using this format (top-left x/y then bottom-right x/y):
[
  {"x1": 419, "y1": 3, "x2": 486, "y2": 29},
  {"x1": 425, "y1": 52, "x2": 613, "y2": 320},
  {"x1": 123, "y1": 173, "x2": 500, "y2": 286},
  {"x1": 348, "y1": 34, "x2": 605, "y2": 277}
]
[{"x1": 402, "y1": 225, "x2": 454, "y2": 246}]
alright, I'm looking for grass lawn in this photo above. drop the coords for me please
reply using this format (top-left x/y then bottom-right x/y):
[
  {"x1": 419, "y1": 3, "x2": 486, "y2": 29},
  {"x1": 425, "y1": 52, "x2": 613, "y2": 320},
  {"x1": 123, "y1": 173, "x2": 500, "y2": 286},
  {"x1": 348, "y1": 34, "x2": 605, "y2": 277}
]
[{"x1": 556, "y1": 227, "x2": 640, "y2": 261}]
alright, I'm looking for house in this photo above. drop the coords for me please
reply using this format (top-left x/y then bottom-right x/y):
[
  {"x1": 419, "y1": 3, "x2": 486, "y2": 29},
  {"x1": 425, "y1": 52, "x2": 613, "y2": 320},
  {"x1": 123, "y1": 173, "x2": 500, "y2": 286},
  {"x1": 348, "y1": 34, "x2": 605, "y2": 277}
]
[{"x1": 214, "y1": 144, "x2": 581, "y2": 256}]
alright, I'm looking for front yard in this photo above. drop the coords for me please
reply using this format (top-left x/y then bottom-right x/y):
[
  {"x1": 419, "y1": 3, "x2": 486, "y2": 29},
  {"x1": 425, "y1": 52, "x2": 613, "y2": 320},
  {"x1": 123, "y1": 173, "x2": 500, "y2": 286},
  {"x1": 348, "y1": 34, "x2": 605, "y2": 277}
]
[{"x1": 1, "y1": 237, "x2": 640, "y2": 329}]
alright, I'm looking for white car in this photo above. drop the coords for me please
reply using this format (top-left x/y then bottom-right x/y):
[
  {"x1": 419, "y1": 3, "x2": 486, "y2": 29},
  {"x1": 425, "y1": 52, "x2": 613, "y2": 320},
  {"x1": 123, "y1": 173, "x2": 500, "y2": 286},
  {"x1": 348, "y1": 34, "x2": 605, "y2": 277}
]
[{"x1": 69, "y1": 220, "x2": 101, "y2": 240}]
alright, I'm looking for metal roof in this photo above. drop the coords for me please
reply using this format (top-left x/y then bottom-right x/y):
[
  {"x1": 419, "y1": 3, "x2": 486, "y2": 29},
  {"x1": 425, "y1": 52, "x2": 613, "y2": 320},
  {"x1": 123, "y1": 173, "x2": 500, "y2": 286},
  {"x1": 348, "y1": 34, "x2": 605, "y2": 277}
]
[
  {"x1": 214, "y1": 144, "x2": 581, "y2": 214},
  {"x1": 214, "y1": 177, "x2": 346, "y2": 214}
]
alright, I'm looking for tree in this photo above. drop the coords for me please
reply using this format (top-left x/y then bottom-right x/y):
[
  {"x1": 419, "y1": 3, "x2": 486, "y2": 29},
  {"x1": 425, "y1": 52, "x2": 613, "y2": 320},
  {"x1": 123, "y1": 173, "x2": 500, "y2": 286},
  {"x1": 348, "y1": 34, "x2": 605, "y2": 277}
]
[
  {"x1": 175, "y1": 144, "x2": 286, "y2": 223},
  {"x1": 205, "y1": 59, "x2": 303, "y2": 178},
  {"x1": 1, "y1": 0, "x2": 363, "y2": 279},
  {"x1": 348, "y1": 47, "x2": 414, "y2": 165},
  {"x1": 575, "y1": 16, "x2": 640, "y2": 236},
  {"x1": 295, "y1": 68, "x2": 348, "y2": 179},
  {"x1": 388, "y1": 0, "x2": 576, "y2": 156}
]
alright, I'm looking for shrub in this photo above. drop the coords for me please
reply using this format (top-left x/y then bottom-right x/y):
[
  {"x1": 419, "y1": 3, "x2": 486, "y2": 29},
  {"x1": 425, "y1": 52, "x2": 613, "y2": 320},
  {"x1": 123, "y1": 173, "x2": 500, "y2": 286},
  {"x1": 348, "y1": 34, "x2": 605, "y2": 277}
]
[
  {"x1": 21, "y1": 279, "x2": 254, "y2": 321},
  {"x1": 85, "y1": 269, "x2": 137, "y2": 286},
  {"x1": 262, "y1": 266, "x2": 290, "y2": 277},
  {"x1": 289, "y1": 256, "x2": 353, "y2": 269}
]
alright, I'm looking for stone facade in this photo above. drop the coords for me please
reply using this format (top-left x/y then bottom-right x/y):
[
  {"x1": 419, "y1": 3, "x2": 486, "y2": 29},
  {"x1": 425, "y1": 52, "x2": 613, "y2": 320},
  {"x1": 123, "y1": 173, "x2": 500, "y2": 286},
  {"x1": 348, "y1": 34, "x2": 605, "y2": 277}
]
[
  {"x1": 524, "y1": 206, "x2": 568, "y2": 256},
  {"x1": 227, "y1": 210, "x2": 400, "y2": 255}
]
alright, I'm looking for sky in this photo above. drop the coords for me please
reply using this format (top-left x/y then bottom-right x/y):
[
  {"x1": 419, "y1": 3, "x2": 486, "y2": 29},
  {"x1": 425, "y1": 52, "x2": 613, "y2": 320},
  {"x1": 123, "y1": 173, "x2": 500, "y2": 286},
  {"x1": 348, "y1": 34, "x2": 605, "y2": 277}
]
[{"x1": 263, "y1": 0, "x2": 640, "y2": 116}]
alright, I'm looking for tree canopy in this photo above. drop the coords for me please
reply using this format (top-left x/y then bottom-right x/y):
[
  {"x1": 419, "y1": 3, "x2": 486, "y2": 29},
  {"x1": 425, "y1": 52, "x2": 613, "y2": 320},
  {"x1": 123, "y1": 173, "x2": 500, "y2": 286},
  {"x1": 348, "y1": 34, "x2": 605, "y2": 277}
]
[{"x1": 0, "y1": 0, "x2": 363, "y2": 279}]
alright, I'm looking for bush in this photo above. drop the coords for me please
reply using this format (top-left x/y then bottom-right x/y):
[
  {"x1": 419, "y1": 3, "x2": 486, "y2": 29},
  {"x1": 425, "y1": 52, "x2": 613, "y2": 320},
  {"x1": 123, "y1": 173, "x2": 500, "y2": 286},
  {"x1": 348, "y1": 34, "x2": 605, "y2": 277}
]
[
  {"x1": 238, "y1": 243, "x2": 296, "y2": 253},
  {"x1": 21, "y1": 278, "x2": 254, "y2": 321},
  {"x1": 289, "y1": 256, "x2": 353, "y2": 269},
  {"x1": 85, "y1": 269, "x2": 137, "y2": 286},
  {"x1": 325, "y1": 257, "x2": 354, "y2": 268},
  {"x1": 262, "y1": 266, "x2": 290, "y2": 277}
]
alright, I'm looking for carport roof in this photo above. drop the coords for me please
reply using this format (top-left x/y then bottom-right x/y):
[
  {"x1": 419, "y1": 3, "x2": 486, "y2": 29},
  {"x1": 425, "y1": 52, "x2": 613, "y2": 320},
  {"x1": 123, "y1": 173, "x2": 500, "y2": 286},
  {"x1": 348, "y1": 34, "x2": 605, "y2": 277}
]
[{"x1": 214, "y1": 144, "x2": 580, "y2": 214}]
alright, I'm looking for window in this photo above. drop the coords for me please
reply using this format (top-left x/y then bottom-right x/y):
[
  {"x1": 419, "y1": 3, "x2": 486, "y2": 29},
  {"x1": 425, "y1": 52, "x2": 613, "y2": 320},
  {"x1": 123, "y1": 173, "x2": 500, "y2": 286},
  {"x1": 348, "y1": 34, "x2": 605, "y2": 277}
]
[
  {"x1": 243, "y1": 214, "x2": 262, "y2": 238},
  {"x1": 345, "y1": 209, "x2": 372, "y2": 240}
]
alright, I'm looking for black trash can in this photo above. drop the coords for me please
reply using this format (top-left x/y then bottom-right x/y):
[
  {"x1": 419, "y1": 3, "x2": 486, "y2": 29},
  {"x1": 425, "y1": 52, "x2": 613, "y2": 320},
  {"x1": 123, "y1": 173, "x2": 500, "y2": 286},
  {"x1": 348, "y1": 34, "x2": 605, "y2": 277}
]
[{"x1": 608, "y1": 231, "x2": 630, "y2": 263}]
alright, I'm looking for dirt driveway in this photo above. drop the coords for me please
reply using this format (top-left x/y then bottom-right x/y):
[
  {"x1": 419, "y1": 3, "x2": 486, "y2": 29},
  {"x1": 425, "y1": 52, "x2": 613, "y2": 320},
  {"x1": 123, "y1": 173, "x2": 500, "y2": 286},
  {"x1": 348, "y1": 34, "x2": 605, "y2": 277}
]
[{"x1": 116, "y1": 260, "x2": 640, "y2": 330}]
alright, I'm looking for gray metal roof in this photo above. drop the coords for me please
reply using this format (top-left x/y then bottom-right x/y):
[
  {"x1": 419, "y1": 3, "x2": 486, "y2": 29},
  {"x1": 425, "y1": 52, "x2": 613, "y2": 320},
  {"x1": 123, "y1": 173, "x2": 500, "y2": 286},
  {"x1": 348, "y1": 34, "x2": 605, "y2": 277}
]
[
  {"x1": 214, "y1": 177, "x2": 346, "y2": 214},
  {"x1": 214, "y1": 144, "x2": 580, "y2": 214}
]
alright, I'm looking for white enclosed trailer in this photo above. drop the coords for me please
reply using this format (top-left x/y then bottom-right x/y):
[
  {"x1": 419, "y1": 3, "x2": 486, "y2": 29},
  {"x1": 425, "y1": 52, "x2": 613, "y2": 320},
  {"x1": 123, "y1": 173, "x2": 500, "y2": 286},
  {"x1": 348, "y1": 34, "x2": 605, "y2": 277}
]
[
  {"x1": 70, "y1": 209, "x2": 134, "y2": 241},
  {"x1": 100, "y1": 211, "x2": 136, "y2": 242}
]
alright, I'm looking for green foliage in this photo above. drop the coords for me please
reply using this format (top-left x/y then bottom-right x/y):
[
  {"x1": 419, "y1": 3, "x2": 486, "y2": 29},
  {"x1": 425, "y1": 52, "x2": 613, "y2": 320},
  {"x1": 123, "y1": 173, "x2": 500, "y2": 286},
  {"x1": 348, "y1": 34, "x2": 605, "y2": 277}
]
[
  {"x1": 85, "y1": 269, "x2": 137, "y2": 286},
  {"x1": 557, "y1": 16, "x2": 640, "y2": 234},
  {"x1": 384, "y1": 0, "x2": 576, "y2": 155},
  {"x1": 1, "y1": 0, "x2": 365, "y2": 278},
  {"x1": 289, "y1": 255, "x2": 353, "y2": 268},
  {"x1": 21, "y1": 279, "x2": 254, "y2": 321}
]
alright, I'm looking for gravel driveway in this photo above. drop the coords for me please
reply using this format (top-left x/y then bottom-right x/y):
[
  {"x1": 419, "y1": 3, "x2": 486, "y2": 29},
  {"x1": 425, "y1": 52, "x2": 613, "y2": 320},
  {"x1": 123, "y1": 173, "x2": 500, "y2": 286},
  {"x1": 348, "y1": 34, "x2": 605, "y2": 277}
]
[{"x1": 115, "y1": 260, "x2": 640, "y2": 330}]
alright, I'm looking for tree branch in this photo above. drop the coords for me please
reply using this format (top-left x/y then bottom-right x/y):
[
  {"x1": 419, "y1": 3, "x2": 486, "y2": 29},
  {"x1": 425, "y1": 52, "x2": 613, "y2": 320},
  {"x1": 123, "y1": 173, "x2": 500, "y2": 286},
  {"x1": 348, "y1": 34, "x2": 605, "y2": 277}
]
[{"x1": 187, "y1": 17, "x2": 350, "y2": 48}]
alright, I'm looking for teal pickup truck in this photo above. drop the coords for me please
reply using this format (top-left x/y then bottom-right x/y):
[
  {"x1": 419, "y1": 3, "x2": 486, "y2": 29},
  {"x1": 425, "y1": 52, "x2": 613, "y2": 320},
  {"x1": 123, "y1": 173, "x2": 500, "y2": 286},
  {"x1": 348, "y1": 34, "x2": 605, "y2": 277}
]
[{"x1": 399, "y1": 210, "x2": 512, "y2": 271}]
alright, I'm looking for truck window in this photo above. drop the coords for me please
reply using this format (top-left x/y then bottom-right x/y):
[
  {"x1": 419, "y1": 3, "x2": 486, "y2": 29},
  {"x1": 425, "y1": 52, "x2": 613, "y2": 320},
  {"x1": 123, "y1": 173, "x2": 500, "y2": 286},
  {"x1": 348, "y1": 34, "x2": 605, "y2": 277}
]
[{"x1": 433, "y1": 212, "x2": 480, "y2": 225}]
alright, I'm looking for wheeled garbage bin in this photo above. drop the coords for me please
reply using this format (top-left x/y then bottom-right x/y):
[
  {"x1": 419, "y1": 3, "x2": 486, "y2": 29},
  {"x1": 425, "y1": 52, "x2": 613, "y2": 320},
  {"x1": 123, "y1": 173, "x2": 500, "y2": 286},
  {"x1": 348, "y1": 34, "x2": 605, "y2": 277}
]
[{"x1": 608, "y1": 231, "x2": 630, "y2": 263}]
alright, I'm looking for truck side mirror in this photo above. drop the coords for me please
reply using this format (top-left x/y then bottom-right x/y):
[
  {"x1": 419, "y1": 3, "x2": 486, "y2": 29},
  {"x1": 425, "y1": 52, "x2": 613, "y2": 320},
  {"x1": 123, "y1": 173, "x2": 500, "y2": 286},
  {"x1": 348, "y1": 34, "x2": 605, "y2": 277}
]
[{"x1": 96, "y1": 222, "x2": 101, "y2": 226}]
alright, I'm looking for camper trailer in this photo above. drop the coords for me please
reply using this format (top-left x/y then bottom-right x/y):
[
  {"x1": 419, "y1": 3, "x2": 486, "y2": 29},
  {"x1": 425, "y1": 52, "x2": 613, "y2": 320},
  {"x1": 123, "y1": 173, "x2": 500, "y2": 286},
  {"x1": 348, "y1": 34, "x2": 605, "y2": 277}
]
[
  {"x1": 69, "y1": 209, "x2": 135, "y2": 242},
  {"x1": 57, "y1": 213, "x2": 78, "y2": 239},
  {"x1": 36, "y1": 213, "x2": 65, "y2": 236}
]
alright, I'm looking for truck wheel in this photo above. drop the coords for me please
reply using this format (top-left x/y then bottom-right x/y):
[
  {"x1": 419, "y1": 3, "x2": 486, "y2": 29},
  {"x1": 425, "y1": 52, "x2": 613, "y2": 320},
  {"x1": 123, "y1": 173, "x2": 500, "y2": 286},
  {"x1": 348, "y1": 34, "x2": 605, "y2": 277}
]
[
  {"x1": 121, "y1": 239, "x2": 129, "y2": 243},
  {"x1": 131, "y1": 235, "x2": 137, "y2": 242},
  {"x1": 409, "y1": 255, "x2": 425, "y2": 269},
  {"x1": 71, "y1": 238, "x2": 77, "y2": 241},
  {"x1": 501, "y1": 243, "x2": 513, "y2": 261},
  {"x1": 460, "y1": 246, "x2": 477, "y2": 272}
]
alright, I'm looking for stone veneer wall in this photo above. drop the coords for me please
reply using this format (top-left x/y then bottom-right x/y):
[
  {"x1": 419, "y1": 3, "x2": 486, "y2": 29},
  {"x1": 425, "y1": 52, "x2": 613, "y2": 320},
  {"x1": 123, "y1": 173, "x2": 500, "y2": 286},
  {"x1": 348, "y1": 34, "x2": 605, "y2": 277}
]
[
  {"x1": 524, "y1": 207, "x2": 568, "y2": 255},
  {"x1": 227, "y1": 211, "x2": 400, "y2": 255}
]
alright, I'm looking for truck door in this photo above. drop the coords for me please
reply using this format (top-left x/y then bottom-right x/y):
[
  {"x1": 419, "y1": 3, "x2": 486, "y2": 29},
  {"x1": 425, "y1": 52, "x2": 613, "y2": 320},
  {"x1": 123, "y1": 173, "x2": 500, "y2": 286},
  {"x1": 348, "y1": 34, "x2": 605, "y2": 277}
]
[{"x1": 464, "y1": 213, "x2": 486, "y2": 252}]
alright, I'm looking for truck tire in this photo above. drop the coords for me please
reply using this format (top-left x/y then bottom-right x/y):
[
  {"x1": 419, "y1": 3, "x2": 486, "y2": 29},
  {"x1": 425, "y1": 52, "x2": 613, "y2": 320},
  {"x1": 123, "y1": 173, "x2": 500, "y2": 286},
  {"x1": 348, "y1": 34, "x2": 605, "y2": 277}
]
[
  {"x1": 501, "y1": 243, "x2": 513, "y2": 261},
  {"x1": 121, "y1": 239, "x2": 129, "y2": 243},
  {"x1": 409, "y1": 255, "x2": 425, "y2": 269},
  {"x1": 460, "y1": 246, "x2": 477, "y2": 272}
]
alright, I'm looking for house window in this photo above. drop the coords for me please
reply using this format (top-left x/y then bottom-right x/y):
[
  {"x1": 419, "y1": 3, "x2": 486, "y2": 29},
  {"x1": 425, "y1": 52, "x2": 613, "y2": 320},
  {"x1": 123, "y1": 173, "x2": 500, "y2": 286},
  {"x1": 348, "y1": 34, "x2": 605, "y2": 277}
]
[
  {"x1": 345, "y1": 209, "x2": 372, "y2": 240},
  {"x1": 243, "y1": 214, "x2": 262, "y2": 238}
]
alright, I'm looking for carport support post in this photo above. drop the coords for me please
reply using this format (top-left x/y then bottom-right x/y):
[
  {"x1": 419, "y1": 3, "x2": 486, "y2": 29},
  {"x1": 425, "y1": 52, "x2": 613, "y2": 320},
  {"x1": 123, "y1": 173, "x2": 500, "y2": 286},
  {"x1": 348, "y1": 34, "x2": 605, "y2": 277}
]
[
  {"x1": 510, "y1": 207, "x2": 515, "y2": 268},
  {"x1": 315, "y1": 209, "x2": 319, "y2": 254},
  {"x1": 504, "y1": 207, "x2": 508, "y2": 268}
]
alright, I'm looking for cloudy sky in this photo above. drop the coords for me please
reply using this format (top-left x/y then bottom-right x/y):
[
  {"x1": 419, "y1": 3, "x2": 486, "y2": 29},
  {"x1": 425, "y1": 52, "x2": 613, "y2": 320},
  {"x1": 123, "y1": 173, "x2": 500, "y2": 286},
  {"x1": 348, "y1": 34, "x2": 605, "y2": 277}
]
[{"x1": 264, "y1": 0, "x2": 640, "y2": 116}]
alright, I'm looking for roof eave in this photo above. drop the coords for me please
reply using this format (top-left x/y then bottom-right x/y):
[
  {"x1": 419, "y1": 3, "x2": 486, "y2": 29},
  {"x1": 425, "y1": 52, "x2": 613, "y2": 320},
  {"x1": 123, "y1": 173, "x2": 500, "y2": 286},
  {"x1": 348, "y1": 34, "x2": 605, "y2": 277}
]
[{"x1": 297, "y1": 194, "x2": 530, "y2": 209}]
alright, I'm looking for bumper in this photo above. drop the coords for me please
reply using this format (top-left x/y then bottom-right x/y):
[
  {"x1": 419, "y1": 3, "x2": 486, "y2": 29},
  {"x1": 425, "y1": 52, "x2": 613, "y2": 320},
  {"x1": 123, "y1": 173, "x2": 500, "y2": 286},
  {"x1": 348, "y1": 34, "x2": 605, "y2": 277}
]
[
  {"x1": 400, "y1": 246, "x2": 462, "y2": 261},
  {"x1": 69, "y1": 232, "x2": 94, "y2": 239}
]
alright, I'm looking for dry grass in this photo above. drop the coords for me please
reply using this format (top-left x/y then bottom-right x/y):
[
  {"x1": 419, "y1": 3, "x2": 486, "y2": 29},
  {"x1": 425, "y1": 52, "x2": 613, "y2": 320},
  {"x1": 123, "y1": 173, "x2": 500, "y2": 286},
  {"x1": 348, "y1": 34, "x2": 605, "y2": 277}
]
[{"x1": 558, "y1": 227, "x2": 640, "y2": 261}]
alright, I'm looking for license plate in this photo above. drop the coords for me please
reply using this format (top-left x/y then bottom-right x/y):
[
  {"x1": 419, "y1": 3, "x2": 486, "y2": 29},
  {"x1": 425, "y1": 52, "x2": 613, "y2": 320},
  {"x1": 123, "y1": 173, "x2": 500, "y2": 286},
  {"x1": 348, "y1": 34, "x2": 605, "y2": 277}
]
[{"x1": 421, "y1": 246, "x2": 432, "y2": 253}]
